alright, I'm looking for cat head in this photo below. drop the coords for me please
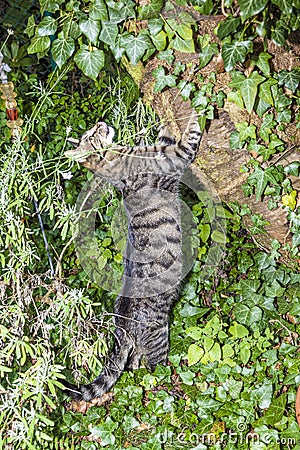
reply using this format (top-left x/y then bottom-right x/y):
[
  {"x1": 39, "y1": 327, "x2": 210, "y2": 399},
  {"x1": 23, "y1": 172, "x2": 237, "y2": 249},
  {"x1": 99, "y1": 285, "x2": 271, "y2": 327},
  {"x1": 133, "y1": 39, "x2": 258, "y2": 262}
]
[{"x1": 65, "y1": 121, "x2": 115, "y2": 163}]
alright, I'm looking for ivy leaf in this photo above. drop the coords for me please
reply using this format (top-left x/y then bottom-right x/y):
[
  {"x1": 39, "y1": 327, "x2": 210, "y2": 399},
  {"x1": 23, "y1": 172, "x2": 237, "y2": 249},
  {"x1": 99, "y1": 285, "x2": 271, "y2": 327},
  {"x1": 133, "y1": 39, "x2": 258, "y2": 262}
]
[
  {"x1": 271, "y1": 21, "x2": 289, "y2": 46},
  {"x1": 240, "y1": 71, "x2": 265, "y2": 113},
  {"x1": 284, "y1": 162, "x2": 300, "y2": 177},
  {"x1": 236, "y1": 122, "x2": 256, "y2": 141},
  {"x1": 99, "y1": 21, "x2": 118, "y2": 46},
  {"x1": 188, "y1": 344, "x2": 204, "y2": 366},
  {"x1": 251, "y1": 52, "x2": 272, "y2": 75},
  {"x1": 37, "y1": 16, "x2": 57, "y2": 36},
  {"x1": 229, "y1": 322, "x2": 249, "y2": 339},
  {"x1": 260, "y1": 394, "x2": 287, "y2": 425},
  {"x1": 277, "y1": 108, "x2": 292, "y2": 123},
  {"x1": 222, "y1": 40, "x2": 252, "y2": 71},
  {"x1": 138, "y1": 0, "x2": 163, "y2": 19},
  {"x1": 259, "y1": 78, "x2": 277, "y2": 105},
  {"x1": 282, "y1": 191, "x2": 297, "y2": 210},
  {"x1": 272, "y1": 0, "x2": 293, "y2": 13},
  {"x1": 217, "y1": 16, "x2": 241, "y2": 39},
  {"x1": 238, "y1": 0, "x2": 268, "y2": 22},
  {"x1": 178, "y1": 81, "x2": 196, "y2": 101},
  {"x1": 122, "y1": 32, "x2": 152, "y2": 65},
  {"x1": 74, "y1": 45, "x2": 105, "y2": 80},
  {"x1": 39, "y1": 0, "x2": 59, "y2": 14},
  {"x1": 209, "y1": 342, "x2": 222, "y2": 362},
  {"x1": 157, "y1": 49, "x2": 174, "y2": 64},
  {"x1": 27, "y1": 36, "x2": 51, "y2": 54},
  {"x1": 227, "y1": 90, "x2": 244, "y2": 108},
  {"x1": 79, "y1": 18, "x2": 100, "y2": 44},
  {"x1": 265, "y1": 280, "x2": 285, "y2": 297},
  {"x1": 248, "y1": 166, "x2": 278, "y2": 200},
  {"x1": 278, "y1": 69, "x2": 300, "y2": 92},
  {"x1": 198, "y1": 35, "x2": 218, "y2": 69},
  {"x1": 151, "y1": 30, "x2": 167, "y2": 51},
  {"x1": 89, "y1": 0, "x2": 108, "y2": 20},
  {"x1": 153, "y1": 66, "x2": 177, "y2": 92},
  {"x1": 90, "y1": 417, "x2": 117, "y2": 446},
  {"x1": 148, "y1": 18, "x2": 164, "y2": 36},
  {"x1": 172, "y1": 24, "x2": 195, "y2": 53},
  {"x1": 52, "y1": 38, "x2": 75, "y2": 68},
  {"x1": 25, "y1": 15, "x2": 36, "y2": 38},
  {"x1": 253, "y1": 381, "x2": 273, "y2": 409}
]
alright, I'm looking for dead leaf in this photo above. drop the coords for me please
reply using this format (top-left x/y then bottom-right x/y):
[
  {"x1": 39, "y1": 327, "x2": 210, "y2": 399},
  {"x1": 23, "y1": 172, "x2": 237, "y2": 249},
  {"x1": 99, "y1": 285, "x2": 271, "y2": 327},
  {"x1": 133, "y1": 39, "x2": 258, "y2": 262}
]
[{"x1": 68, "y1": 392, "x2": 114, "y2": 413}]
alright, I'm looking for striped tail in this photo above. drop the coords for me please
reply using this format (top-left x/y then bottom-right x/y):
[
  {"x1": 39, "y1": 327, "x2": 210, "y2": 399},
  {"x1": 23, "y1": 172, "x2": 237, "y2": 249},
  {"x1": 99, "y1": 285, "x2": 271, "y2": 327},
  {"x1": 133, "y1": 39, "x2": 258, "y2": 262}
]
[{"x1": 62, "y1": 341, "x2": 132, "y2": 402}]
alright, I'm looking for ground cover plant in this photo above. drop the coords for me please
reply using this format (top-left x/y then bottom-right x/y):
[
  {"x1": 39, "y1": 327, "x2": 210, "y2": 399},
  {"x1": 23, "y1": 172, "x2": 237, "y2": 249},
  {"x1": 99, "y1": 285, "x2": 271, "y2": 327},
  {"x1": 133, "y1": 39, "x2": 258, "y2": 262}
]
[{"x1": 0, "y1": 0, "x2": 300, "y2": 448}]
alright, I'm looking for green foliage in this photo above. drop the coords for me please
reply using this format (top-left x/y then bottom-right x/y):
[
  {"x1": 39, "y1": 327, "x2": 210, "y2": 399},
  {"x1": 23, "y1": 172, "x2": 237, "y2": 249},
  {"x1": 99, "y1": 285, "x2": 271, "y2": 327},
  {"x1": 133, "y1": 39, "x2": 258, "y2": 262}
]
[{"x1": 1, "y1": 0, "x2": 300, "y2": 448}]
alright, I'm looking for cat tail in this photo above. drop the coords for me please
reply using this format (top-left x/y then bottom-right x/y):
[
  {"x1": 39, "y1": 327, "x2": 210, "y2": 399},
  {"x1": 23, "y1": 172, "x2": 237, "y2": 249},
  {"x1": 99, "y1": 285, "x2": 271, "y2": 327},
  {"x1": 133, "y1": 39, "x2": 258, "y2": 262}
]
[{"x1": 62, "y1": 342, "x2": 132, "y2": 402}]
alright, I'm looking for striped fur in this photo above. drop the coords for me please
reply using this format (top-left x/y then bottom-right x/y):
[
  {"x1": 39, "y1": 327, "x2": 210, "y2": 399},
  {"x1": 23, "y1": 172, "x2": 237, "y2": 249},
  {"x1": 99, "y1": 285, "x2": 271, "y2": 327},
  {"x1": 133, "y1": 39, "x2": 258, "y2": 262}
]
[{"x1": 63, "y1": 115, "x2": 202, "y2": 401}]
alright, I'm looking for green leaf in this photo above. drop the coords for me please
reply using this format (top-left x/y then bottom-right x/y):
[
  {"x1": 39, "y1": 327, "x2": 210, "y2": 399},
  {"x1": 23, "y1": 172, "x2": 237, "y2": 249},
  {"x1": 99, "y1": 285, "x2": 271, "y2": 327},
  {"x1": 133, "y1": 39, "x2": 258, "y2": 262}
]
[
  {"x1": 272, "y1": 0, "x2": 293, "y2": 13},
  {"x1": 25, "y1": 15, "x2": 36, "y2": 38},
  {"x1": 199, "y1": 223, "x2": 211, "y2": 243},
  {"x1": 172, "y1": 24, "x2": 195, "y2": 53},
  {"x1": 122, "y1": 33, "x2": 152, "y2": 65},
  {"x1": 27, "y1": 36, "x2": 51, "y2": 54},
  {"x1": 236, "y1": 122, "x2": 256, "y2": 141},
  {"x1": 138, "y1": 0, "x2": 163, "y2": 19},
  {"x1": 178, "y1": 81, "x2": 195, "y2": 101},
  {"x1": 198, "y1": 35, "x2": 218, "y2": 69},
  {"x1": 229, "y1": 322, "x2": 249, "y2": 338},
  {"x1": 63, "y1": 19, "x2": 81, "y2": 39},
  {"x1": 79, "y1": 18, "x2": 100, "y2": 44},
  {"x1": 222, "y1": 344, "x2": 235, "y2": 359},
  {"x1": 222, "y1": 41, "x2": 252, "y2": 71},
  {"x1": 227, "y1": 90, "x2": 244, "y2": 108},
  {"x1": 151, "y1": 30, "x2": 167, "y2": 51},
  {"x1": 99, "y1": 21, "x2": 118, "y2": 46},
  {"x1": 211, "y1": 230, "x2": 227, "y2": 244},
  {"x1": 278, "y1": 69, "x2": 300, "y2": 92},
  {"x1": 89, "y1": 0, "x2": 108, "y2": 20},
  {"x1": 253, "y1": 52, "x2": 272, "y2": 76},
  {"x1": 277, "y1": 109, "x2": 292, "y2": 123},
  {"x1": 217, "y1": 16, "x2": 241, "y2": 39},
  {"x1": 37, "y1": 16, "x2": 57, "y2": 36},
  {"x1": 209, "y1": 342, "x2": 221, "y2": 362},
  {"x1": 90, "y1": 417, "x2": 117, "y2": 446},
  {"x1": 247, "y1": 166, "x2": 278, "y2": 200},
  {"x1": 148, "y1": 18, "x2": 164, "y2": 36},
  {"x1": 265, "y1": 281, "x2": 285, "y2": 297},
  {"x1": 74, "y1": 45, "x2": 105, "y2": 80},
  {"x1": 153, "y1": 66, "x2": 177, "y2": 92},
  {"x1": 271, "y1": 22, "x2": 289, "y2": 46},
  {"x1": 239, "y1": 71, "x2": 265, "y2": 113},
  {"x1": 157, "y1": 49, "x2": 174, "y2": 64},
  {"x1": 253, "y1": 381, "x2": 273, "y2": 409},
  {"x1": 261, "y1": 394, "x2": 287, "y2": 425},
  {"x1": 238, "y1": 0, "x2": 268, "y2": 22},
  {"x1": 240, "y1": 342, "x2": 251, "y2": 364},
  {"x1": 52, "y1": 38, "x2": 75, "y2": 68},
  {"x1": 188, "y1": 344, "x2": 204, "y2": 365},
  {"x1": 284, "y1": 161, "x2": 300, "y2": 177},
  {"x1": 259, "y1": 78, "x2": 277, "y2": 105},
  {"x1": 230, "y1": 131, "x2": 243, "y2": 149},
  {"x1": 39, "y1": 0, "x2": 59, "y2": 14}
]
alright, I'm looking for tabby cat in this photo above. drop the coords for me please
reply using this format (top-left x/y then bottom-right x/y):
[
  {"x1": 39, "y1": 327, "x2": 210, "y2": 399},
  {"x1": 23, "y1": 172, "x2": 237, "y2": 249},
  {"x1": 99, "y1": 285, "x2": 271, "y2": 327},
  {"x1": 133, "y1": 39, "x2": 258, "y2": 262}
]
[{"x1": 63, "y1": 113, "x2": 202, "y2": 401}]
